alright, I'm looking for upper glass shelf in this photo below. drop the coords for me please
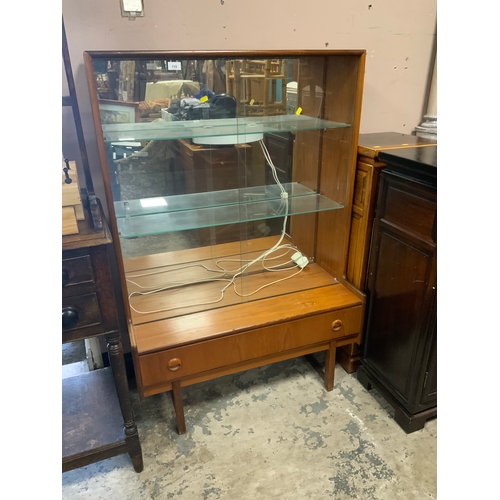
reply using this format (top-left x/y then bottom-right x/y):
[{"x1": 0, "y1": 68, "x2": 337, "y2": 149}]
[
  {"x1": 116, "y1": 183, "x2": 343, "y2": 239},
  {"x1": 101, "y1": 114, "x2": 351, "y2": 143}
]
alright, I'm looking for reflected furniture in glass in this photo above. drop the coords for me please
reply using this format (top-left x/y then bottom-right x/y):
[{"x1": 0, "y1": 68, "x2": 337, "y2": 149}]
[{"x1": 84, "y1": 50, "x2": 366, "y2": 434}]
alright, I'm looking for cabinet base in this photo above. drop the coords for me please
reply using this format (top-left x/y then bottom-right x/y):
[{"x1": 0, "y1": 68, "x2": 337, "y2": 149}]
[
  {"x1": 356, "y1": 365, "x2": 436, "y2": 434},
  {"x1": 166, "y1": 346, "x2": 340, "y2": 435},
  {"x1": 337, "y1": 343, "x2": 361, "y2": 374}
]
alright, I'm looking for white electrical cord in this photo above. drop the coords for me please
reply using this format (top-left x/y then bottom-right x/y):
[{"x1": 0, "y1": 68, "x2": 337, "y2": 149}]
[
  {"x1": 218, "y1": 139, "x2": 290, "y2": 295},
  {"x1": 128, "y1": 283, "x2": 231, "y2": 315},
  {"x1": 127, "y1": 139, "x2": 308, "y2": 314},
  {"x1": 126, "y1": 263, "x2": 228, "y2": 289}
]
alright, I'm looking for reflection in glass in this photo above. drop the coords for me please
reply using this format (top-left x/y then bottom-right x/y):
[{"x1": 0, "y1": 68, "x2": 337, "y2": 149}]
[{"x1": 90, "y1": 56, "x2": 349, "y2": 258}]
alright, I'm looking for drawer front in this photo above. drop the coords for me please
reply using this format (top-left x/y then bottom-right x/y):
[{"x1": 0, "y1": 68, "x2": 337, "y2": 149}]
[
  {"x1": 62, "y1": 255, "x2": 94, "y2": 288},
  {"x1": 140, "y1": 306, "x2": 363, "y2": 388},
  {"x1": 62, "y1": 293, "x2": 102, "y2": 332},
  {"x1": 381, "y1": 174, "x2": 436, "y2": 243}
]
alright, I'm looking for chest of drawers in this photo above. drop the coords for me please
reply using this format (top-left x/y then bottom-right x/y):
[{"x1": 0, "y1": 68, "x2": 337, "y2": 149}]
[{"x1": 62, "y1": 206, "x2": 143, "y2": 472}]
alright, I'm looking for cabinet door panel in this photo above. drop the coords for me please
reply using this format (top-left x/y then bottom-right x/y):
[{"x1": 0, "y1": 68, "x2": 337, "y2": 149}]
[
  {"x1": 364, "y1": 227, "x2": 435, "y2": 404},
  {"x1": 380, "y1": 174, "x2": 436, "y2": 244}
]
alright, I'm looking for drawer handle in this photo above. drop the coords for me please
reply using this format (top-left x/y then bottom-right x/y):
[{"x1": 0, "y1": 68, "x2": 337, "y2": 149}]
[
  {"x1": 62, "y1": 306, "x2": 79, "y2": 330},
  {"x1": 168, "y1": 358, "x2": 182, "y2": 371},
  {"x1": 331, "y1": 319, "x2": 343, "y2": 332}
]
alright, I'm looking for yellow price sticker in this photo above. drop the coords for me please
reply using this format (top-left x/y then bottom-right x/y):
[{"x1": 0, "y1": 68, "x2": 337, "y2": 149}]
[
  {"x1": 249, "y1": 99, "x2": 255, "y2": 105},
  {"x1": 296, "y1": 107, "x2": 303, "y2": 115},
  {"x1": 200, "y1": 95, "x2": 209, "y2": 103}
]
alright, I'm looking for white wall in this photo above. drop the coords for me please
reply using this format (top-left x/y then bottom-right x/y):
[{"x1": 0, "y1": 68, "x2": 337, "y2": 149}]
[{"x1": 62, "y1": 0, "x2": 436, "y2": 201}]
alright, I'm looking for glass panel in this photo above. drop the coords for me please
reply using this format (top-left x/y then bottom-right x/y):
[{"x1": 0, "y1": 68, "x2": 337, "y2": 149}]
[
  {"x1": 114, "y1": 182, "x2": 321, "y2": 218},
  {"x1": 102, "y1": 115, "x2": 349, "y2": 143},
  {"x1": 117, "y1": 192, "x2": 343, "y2": 238},
  {"x1": 89, "y1": 54, "x2": 346, "y2": 312}
]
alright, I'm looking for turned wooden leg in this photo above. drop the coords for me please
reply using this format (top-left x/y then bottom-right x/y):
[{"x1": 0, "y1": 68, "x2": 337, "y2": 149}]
[
  {"x1": 106, "y1": 332, "x2": 144, "y2": 472},
  {"x1": 171, "y1": 380, "x2": 186, "y2": 435},
  {"x1": 324, "y1": 341, "x2": 336, "y2": 391}
]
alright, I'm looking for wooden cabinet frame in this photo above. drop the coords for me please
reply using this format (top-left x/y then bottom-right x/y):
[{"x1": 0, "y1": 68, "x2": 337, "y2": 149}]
[{"x1": 84, "y1": 50, "x2": 366, "y2": 434}]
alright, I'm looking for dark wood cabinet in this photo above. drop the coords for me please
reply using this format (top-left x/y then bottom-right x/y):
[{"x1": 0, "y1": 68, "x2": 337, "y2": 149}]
[
  {"x1": 62, "y1": 205, "x2": 144, "y2": 472},
  {"x1": 346, "y1": 132, "x2": 437, "y2": 291},
  {"x1": 356, "y1": 146, "x2": 437, "y2": 433},
  {"x1": 264, "y1": 132, "x2": 294, "y2": 185},
  {"x1": 341, "y1": 133, "x2": 436, "y2": 374}
]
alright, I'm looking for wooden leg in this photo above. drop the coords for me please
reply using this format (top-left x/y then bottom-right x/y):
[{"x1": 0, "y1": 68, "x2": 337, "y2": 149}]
[
  {"x1": 304, "y1": 343, "x2": 336, "y2": 391},
  {"x1": 127, "y1": 434, "x2": 145, "y2": 473},
  {"x1": 105, "y1": 332, "x2": 144, "y2": 472},
  {"x1": 171, "y1": 380, "x2": 186, "y2": 435},
  {"x1": 324, "y1": 342, "x2": 336, "y2": 391}
]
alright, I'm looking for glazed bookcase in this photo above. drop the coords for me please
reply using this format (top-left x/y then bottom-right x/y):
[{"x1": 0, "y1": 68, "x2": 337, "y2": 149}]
[{"x1": 84, "y1": 50, "x2": 366, "y2": 433}]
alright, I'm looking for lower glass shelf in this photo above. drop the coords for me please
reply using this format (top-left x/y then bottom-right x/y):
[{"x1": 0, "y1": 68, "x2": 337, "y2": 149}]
[
  {"x1": 116, "y1": 185, "x2": 343, "y2": 239},
  {"x1": 116, "y1": 182, "x2": 318, "y2": 218}
]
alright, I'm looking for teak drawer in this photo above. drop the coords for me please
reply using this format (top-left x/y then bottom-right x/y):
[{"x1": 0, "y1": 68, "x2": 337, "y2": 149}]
[{"x1": 139, "y1": 306, "x2": 363, "y2": 388}]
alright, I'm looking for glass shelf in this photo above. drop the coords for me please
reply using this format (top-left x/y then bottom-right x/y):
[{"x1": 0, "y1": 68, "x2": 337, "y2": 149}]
[
  {"x1": 102, "y1": 114, "x2": 351, "y2": 143},
  {"x1": 115, "y1": 183, "x2": 320, "y2": 218},
  {"x1": 117, "y1": 187, "x2": 343, "y2": 239}
]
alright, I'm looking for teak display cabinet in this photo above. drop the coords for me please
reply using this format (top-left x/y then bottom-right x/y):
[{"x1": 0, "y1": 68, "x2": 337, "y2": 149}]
[{"x1": 84, "y1": 50, "x2": 366, "y2": 433}]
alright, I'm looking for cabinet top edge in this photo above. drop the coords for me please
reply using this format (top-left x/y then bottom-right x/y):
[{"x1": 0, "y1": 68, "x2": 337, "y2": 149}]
[
  {"x1": 358, "y1": 132, "x2": 437, "y2": 158},
  {"x1": 378, "y1": 146, "x2": 437, "y2": 169},
  {"x1": 378, "y1": 146, "x2": 437, "y2": 187},
  {"x1": 84, "y1": 49, "x2": 367, "y2": 59}
]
